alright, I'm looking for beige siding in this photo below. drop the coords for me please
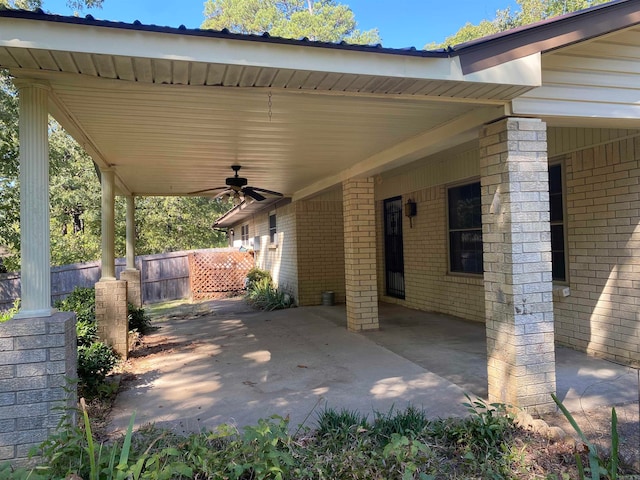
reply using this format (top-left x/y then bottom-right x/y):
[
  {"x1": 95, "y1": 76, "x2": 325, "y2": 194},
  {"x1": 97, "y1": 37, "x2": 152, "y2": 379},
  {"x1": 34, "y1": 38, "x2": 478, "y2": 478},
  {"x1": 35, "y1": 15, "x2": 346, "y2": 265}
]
[
  {"x1": 548, "y1": 128, "x2": 640, "y2": 157},
  {"x1": 232, "y1": 202, "x2": 298, "y2": 302},
  {"x1": 376, "y1": 186, "x2": 485, "y2": 322}
]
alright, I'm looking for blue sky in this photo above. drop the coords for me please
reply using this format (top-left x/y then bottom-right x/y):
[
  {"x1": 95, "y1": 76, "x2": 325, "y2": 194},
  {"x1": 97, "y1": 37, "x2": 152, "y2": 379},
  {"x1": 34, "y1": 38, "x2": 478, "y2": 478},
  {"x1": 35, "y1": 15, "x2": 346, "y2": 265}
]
[{"x1": 44, "y1": 0, "x2": 519, "y2": 48}]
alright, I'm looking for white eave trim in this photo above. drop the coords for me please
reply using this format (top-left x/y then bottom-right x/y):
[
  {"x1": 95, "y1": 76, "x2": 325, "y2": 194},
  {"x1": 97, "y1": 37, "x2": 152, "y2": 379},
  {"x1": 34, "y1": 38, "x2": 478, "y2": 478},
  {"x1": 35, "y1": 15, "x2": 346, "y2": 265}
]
[{"x1": 0, "y1": 17, "x2": 542, "y2": 87}]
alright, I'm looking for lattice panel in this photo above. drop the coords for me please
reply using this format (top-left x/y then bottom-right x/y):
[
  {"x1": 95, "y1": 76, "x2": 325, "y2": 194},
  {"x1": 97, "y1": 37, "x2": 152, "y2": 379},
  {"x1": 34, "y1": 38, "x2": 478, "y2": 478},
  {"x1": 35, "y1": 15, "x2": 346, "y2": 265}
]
[{"x1": 188, "y1": 251, "x2": 255, "y2": 300}]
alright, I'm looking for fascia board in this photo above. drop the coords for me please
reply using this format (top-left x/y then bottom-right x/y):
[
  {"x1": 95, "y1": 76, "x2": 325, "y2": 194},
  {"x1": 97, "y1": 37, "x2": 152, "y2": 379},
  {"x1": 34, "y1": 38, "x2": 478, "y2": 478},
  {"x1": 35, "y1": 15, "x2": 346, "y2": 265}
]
[{"x1": 0, "y1": 17, "x2": 540, "y2": 86}]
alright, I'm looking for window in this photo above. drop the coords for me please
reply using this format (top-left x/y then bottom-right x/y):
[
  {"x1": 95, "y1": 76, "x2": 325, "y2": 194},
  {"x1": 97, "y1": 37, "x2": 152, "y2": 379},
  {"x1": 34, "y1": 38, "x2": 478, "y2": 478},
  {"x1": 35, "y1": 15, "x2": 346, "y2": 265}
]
[
  {"x1": 240, "y1": 224, "x2": 249, "y2": 245},
  {"x1": 448, "y1": 182, "x2": 483, "y2": 274},
  {"x1": 549, "y1": 163, "x2": 566, "y2": 281},
  {"x1": 269, "y1": 213, "x2": 277, "y2": 244}
]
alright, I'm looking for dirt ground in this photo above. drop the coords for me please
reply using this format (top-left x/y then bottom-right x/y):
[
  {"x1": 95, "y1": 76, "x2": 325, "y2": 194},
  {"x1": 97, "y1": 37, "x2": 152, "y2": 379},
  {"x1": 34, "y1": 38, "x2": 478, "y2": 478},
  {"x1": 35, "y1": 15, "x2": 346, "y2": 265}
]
[{"x1": 111, "y1": 300, "x2": 640, "y2": 477}]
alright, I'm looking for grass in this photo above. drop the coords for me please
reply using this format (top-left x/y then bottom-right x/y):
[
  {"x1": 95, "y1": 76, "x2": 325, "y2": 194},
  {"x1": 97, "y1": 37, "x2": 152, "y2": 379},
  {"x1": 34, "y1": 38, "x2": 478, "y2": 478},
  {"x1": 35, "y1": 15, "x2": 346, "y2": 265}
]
[{"x1": 2, "y1": 398, "x2": 636, "y2": 479}]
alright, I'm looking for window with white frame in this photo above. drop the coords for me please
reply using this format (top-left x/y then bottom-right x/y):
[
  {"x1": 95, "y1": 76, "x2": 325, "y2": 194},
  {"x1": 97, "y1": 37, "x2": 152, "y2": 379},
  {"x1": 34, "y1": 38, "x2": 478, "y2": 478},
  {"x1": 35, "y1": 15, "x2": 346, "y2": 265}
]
[
  {"x1": 269, "y1": 213, "x2": 277, "y2": 244},
  {"x1": 241, "y1": 224, "x2": 249, "y2": 245},
  {"x1": 549, "y1": 162, "x2": 566, "y2": 281},
  {"x1": 448, "y1": 181, "x2": 483, "y2": 274}
]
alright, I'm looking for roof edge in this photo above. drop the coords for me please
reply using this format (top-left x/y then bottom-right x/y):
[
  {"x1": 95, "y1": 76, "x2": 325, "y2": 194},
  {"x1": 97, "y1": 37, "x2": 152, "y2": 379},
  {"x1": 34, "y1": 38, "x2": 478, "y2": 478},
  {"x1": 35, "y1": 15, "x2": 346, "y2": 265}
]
[
  {"x1": 0, "y1": 7, "x2": 448, "y2": 60},
  {"x1": 452, "y1": 0, "x2": 640, "y2": 74}
]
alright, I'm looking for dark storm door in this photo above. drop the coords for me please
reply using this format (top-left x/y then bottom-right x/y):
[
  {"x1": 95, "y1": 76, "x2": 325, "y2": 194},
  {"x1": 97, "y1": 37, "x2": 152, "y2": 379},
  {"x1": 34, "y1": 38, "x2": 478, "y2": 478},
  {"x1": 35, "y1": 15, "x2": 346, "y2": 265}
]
[{"x1": 384, "y1": 197, "x2": 405, "y2": 299}]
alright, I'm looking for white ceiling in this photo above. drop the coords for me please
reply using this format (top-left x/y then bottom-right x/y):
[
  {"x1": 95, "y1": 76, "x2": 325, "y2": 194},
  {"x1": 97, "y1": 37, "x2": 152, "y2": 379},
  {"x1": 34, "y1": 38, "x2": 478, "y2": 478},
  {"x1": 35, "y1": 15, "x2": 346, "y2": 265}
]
[{"x1": 0, "y1": 14, "x2": 541, "y2": 199}]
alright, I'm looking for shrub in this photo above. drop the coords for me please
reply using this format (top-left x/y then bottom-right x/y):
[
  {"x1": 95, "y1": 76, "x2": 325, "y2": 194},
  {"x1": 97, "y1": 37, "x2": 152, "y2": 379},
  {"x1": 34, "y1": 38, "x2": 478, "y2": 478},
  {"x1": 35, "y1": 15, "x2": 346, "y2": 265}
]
[
  {"x1": 77, "y1": 342, "x2": 119, "y2": 397},
  {"x1": 246, "y1": 277, "x2": 294, "y2": 311},
  {"x1": 55, "y1": 287, "x2": 124, "y2": 398},
  {"x1": 0, "y1": 298, "x2": 19, "y2": 323},
  {"x1": 55, "y1": 287, "x2": 96, "y2": 346},
  {"x1": 245, "y1": 267, "x2": 272, "y2": 289},
  {"x1": 128, "y1": 303, "x2": 152, "y2": 334}
]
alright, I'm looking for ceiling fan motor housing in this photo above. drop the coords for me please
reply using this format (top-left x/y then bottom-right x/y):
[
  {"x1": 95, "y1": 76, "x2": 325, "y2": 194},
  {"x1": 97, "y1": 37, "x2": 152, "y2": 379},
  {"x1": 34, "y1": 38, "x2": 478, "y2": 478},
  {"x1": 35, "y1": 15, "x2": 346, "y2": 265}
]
[{"x1": 226, "y1": 176, "x2": 248, "y2": 188}]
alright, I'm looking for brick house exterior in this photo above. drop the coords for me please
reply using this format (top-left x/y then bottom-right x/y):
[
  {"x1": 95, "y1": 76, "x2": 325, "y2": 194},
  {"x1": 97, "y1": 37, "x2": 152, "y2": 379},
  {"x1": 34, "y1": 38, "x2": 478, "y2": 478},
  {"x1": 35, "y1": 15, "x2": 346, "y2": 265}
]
[{"x1": 3, "y1": 0, "x2": 640, "y2": 464}]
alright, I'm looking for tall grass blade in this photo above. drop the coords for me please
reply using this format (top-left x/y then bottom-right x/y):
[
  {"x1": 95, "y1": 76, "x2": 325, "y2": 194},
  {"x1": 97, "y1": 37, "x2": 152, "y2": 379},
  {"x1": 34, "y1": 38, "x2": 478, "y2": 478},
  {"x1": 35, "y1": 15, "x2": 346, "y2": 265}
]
[
  {"x1": 118, "y1": 411, "x2": 137, "y2": 469},
  {"x1": 610, "y1": 407, "x2": 618, "y2": 480},
  {"x1": 80, "y1": 398, "x2": 98, "y2": 480}
]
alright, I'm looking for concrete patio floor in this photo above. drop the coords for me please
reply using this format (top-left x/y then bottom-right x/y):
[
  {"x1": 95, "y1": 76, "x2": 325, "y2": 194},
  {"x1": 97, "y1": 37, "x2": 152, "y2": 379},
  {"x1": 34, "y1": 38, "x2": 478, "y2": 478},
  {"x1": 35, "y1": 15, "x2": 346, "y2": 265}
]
[{"x1": 109, "y1": 299, "x2": 639, "y2": 435}]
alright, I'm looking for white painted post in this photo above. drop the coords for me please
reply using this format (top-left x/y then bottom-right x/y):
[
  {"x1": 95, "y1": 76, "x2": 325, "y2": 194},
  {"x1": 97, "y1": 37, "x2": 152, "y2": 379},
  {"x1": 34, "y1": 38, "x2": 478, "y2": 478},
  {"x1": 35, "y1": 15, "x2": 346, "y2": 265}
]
[
  {"x1": 125, "y1": 195, "x2": 136, "y2": 270},
  {"x1": 100, "y1": 168, "x2": 116, "y2": 281},
  {"x1": 14, "y1": 81, "x2": 53, "y2": 318}
]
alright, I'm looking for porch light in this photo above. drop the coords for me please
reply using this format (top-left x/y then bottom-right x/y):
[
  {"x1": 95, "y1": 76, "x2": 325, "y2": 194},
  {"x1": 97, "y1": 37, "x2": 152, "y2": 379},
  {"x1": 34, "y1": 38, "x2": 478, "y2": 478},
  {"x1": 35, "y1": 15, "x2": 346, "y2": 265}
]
[{"x1": 405, "y1": 199, "x2": 417, "y2": 228}]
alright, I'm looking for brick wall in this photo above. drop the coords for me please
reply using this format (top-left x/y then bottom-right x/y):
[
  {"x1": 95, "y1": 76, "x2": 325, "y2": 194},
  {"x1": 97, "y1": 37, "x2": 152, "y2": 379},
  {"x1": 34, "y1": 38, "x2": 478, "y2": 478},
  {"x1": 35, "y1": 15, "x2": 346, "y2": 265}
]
[
  {"x1": 555, "y1": 136, "x2": 640, "y2": 364},
  {"x1": 296, "y1": 200, "x2": 345, "y2": 306},
  {"x1": 0, "y1": 312, "x2": 77, "y2": 465},
  {"x1": 376, "y1": 186, "x2": 485, "y2": 322}
]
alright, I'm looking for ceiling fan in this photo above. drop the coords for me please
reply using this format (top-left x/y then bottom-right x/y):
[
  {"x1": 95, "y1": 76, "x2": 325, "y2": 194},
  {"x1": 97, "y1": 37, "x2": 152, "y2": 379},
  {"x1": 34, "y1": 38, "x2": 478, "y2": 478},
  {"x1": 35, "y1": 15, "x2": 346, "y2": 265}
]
[{"x1": 190, "y1": 165, "x2": 283, "y2": 204}]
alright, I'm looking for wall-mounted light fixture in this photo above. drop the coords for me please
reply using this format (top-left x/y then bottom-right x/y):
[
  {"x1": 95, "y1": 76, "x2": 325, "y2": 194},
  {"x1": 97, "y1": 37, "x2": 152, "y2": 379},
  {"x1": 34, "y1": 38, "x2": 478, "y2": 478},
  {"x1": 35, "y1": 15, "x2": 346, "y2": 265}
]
[
  {"x1": 405, "y1": 199, "x2": 417, "y2": 228},
  {"x1": 228, "y1": 228, "x2": 234, "y2": 237}
]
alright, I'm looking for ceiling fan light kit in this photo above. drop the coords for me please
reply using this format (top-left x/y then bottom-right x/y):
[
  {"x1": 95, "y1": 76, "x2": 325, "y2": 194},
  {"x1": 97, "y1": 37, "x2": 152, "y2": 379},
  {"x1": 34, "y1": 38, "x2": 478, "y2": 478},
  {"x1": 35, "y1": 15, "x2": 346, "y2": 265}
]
[{"x1": 189, "y1": 165, "x2": 283, "y2": 202}]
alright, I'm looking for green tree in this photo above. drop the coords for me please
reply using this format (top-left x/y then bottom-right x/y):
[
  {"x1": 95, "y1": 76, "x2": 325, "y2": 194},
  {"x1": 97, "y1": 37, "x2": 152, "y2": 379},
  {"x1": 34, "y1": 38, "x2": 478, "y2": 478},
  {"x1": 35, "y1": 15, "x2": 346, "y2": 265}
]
[
  {"x1": 432, "y1": 0, "x2": 611, "y2": 48},
  {"x1": 0, "y1": 0, "x2": 229, "y2": 272},
  {"x1": 0, "y1": 0, "x2": 103, "y2": 9},
  {"x1": 202, "y1": 0, "x2": 380, "y2": 44}
]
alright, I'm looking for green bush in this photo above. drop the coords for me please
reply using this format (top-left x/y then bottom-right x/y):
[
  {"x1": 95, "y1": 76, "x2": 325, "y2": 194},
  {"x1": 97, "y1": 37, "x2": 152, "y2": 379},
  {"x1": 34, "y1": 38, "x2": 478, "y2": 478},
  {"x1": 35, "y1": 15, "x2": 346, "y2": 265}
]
[
  {"x1": 245, "y1": 267, "x2": 272, "y2": 289},
  {"x1": 55, "y1": 287, "x2": 96, "y2": 346},
  {"x1": 55, "y1": 286, "x2": 123, "y2": 398},
  {"x1": 77, "y1": 342, "x2": 119, "y2": 395},
  {"x1": 0, "y1": 299, "x2": 19, "y2": 323},
  {"x1": 246, "y1": 277, "x2": 294, "y2": 311},
  {"x1": 128, "y1": 303, "x2": 152, "y2": 334}
]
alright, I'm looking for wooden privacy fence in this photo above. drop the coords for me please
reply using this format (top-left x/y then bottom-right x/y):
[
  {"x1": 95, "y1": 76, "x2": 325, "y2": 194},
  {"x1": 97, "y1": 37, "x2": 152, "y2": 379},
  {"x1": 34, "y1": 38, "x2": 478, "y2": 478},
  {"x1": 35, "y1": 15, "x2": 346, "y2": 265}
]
[
  {"x1": 189, "y1": 250, "x2": 255, "y2": 300},
  {"x1": 0, "y1": 248, "x2": 251, "y2": 310}
]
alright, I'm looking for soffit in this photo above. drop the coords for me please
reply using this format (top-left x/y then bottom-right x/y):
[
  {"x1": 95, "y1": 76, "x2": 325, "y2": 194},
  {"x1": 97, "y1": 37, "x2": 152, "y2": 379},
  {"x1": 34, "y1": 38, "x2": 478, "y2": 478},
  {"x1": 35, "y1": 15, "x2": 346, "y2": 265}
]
[{"x1": 0, "y1": 12, "x2": 534, "y2": 199}]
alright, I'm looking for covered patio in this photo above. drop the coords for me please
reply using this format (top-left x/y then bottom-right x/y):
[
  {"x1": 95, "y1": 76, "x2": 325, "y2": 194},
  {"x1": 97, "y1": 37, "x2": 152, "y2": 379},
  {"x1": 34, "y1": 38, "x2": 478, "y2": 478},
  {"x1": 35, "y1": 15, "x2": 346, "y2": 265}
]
[
  {"x1": 2, "y1": 0, "x2": 640, "y2": 465},
  {"x1": 108, "y1": 299, "x2": 639, "y2": 435}
]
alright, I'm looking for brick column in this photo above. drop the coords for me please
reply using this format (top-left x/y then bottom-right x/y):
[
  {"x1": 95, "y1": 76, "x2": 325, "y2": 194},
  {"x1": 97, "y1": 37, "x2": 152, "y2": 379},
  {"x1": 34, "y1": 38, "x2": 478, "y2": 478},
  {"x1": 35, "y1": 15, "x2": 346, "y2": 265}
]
[
  {"x1": 120, "y1": 269, "x2": 142, "y2": 309},
  {"x1": 343, "y1": 178, "x2": 378, "y2": 331},
  {"x1": 480, "y1": 117, "x2": 556, "y2": 412},
  {"x1": 0, "y1": 312, "x2": 76, "y2": 466},
  {"x1": 95, "y1": 281, "x2": 129, "y2": 358}
]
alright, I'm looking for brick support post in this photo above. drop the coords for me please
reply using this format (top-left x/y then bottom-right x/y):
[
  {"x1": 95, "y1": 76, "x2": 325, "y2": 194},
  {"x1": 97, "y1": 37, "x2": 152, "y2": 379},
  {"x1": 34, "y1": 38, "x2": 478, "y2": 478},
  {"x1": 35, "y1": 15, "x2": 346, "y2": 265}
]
[
  {"x1": 343, "y1": 178, "x2": 378, "y2": 331},
  {"x1": 480, "y1": 117, "x2": 556, "y2": 412},
  {"x1": 0, "y1": 312, "x2": 76, "y2": 466},
  {"x1": 95, "y1": 280, "x2": 129, "y2": 359},
  {"x1": 120, "y1": 269, "x2": 142, "y2": 309}
]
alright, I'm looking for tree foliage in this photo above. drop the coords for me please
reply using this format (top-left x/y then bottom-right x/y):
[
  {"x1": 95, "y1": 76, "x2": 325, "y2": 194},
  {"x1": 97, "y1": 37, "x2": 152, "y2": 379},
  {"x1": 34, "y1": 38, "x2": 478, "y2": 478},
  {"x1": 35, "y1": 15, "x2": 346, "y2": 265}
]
[
  {"x1": 431, "y1": 0, "x2": 611, "y2": 48},
  {"x1": 202, "y1": 0, "x2": 380, "y2": 44},
  {"x1": 0, "y1": 0, "x2": 229, "y2": 273},
  {"x1": 0, "y1": 0, "x2": 103, "y2": 10}
]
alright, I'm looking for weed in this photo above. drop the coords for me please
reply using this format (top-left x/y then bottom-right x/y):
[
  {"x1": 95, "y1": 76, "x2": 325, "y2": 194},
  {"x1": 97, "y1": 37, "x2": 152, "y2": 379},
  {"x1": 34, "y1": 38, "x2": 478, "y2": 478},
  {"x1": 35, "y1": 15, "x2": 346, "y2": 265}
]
[
  {"x1": 0, "y1": 298, "x2": 19, "y2": 323},
  {"x1": 372, "y1": 405, "x2": 430, "y2": 441},
  {"x1": 551, "y1": 393, "x2": 620, "y2": 480}
]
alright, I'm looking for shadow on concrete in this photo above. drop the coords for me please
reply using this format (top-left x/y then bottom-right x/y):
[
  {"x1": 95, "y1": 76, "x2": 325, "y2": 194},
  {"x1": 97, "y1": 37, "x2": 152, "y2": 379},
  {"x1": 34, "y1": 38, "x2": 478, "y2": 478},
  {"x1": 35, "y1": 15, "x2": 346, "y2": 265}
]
[{"x1": 109, "y1": 299, "x2": 638, "y2": 437}]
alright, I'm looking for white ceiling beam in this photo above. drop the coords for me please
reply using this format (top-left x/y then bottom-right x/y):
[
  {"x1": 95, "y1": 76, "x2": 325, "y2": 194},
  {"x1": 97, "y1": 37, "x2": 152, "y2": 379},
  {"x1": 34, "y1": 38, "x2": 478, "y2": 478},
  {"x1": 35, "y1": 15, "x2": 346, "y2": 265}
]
[
  {"x1": 293, "y1": 105, "x2": 507, "y2": 200},
  {"x1": 47, "y1": 90, "x2": 132, "y2": 195}
]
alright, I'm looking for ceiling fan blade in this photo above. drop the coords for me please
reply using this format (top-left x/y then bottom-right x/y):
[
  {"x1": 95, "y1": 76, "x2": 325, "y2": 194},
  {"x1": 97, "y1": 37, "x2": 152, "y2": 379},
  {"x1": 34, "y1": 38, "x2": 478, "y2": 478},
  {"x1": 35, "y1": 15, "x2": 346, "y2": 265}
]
[
  {"x1": 243, "y1": 187, "x2": 266, "y2": 201},
  {"x1": 188, "y1": 186, "x2": 227, "y2": 195},
  {"x1": 248, "y1": 187, "x2": 283, "y2": 197}
]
